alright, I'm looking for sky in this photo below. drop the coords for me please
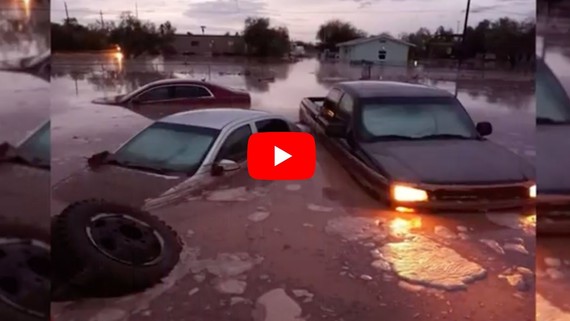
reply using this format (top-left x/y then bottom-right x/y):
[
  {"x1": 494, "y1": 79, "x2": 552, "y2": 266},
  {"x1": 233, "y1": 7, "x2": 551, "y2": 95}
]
[{"x1": 50, "y1": 0, "x2": 535, "y2": 42}]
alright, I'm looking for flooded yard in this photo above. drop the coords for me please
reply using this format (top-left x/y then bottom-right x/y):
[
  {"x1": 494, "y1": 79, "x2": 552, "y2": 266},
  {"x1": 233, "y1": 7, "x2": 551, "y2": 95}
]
[{"x1": 50, "y1": 55, "x2": 537, "y2": 321}]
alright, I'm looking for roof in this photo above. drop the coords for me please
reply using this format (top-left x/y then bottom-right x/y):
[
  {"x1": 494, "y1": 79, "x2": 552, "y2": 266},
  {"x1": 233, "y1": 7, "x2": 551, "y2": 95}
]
[
  {"x1": 337, "y1": 35, "x2": 415, "y2": 48},
  {"x1": 159, "y1": 108, "x2": 270, "y2": 129},
  {"x1": 335, "y1": 81, "x2": 453, "y2": 98}
]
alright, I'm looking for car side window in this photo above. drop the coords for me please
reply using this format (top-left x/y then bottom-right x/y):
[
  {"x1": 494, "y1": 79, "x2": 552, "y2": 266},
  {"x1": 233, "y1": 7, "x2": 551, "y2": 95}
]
[
  {"x1": 323, "y1": 88, "x2": 343, "y2": 110},
  {"x1": 137, "y1": 87, "x2": 172, "y2": 102},
  {"x1": 255, "y1": 119, "x2": 290, "y2": 132},
  {"x1": 338, "y1": 94, "x2": 354, "y2": 115},
  {"x1": 217, "y1": 125, "x2": 252, "y2": 162},
  {"x1": 174, "y1": 85, "x2": 213, "y2": 99}
]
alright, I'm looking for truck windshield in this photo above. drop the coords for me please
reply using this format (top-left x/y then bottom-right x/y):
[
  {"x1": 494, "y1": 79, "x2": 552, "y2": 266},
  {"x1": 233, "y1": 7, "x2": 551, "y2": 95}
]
[
  {"x1": 114, "y1": 122, "x2": 220, "y2": 174},
  {"x1": 359, "y1": 97, "x2": 478, "y2": 141},
  {"x1": 536, "y1": 60, "x2": 570, "y2": 124}
]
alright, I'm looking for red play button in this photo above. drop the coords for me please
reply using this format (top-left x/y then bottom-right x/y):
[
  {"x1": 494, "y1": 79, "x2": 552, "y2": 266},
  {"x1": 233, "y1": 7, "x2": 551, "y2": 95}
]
[{"x1": 247, "y1": 132, "x2": 316, "y2": 180}]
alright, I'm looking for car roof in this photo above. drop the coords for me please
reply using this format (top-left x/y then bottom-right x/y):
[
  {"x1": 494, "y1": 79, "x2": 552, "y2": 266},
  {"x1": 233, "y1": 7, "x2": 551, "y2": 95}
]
[
  {"x1": 335, "y1": 81, "x2": 453, "y2": 98},
  {"x1": 158, "y1": 108, "x2": 272, "y2": 129}
]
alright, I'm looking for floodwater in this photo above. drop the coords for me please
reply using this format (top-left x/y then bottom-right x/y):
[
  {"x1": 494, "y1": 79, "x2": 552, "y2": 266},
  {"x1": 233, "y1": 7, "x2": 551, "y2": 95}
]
[
  {"x1": 536, "y1": 29, "x2": 570, "y2": 321},
  {"x1": 51, "y1": 55, "x2": 537, "y2": 321}
]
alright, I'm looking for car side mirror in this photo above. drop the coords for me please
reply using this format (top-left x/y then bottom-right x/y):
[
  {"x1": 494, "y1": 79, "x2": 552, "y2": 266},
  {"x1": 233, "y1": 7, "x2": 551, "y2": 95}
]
[
  {"x1": 211, "y1": 159, "x2": 240, "y2": 176},
  {"x1": 324, "y1": 123, "x2": 347, "y2": 137},
  {"x1": 476, "y1": 122, "x2": 492, "y2": 136}
]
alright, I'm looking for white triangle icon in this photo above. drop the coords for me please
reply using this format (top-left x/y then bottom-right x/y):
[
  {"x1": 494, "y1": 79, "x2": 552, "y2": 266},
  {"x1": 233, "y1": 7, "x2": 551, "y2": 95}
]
[{"x1": 274, "y1": 146, "x2": 292, "y2": 166}]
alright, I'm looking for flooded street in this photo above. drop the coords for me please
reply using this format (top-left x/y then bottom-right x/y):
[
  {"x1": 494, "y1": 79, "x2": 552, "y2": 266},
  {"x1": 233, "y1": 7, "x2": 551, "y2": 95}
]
[{"x1": 50, "y1": 55, "x2": 536, "y2": 321}]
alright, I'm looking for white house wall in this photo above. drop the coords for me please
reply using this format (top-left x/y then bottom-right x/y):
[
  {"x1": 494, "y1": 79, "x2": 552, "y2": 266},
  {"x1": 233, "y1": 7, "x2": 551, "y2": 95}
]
[{"x1": 339, "y1": 39, "x2": 409, "y2": 65}]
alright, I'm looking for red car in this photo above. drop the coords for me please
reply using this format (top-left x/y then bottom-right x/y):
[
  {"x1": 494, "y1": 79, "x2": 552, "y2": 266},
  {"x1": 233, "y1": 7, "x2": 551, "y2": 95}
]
[{"x1": 92, "y1": 79, "x2": 251, "y2": 119}]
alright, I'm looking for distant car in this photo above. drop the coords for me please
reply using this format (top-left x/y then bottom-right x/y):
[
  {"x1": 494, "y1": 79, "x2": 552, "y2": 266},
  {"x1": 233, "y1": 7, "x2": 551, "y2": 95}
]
[
  {"x1": 536, "y1": 59, "x2": 570, "y2": 234},
  {"x1": 52, "y1": 108, "x2": 299, "y2": 210},
  {"x1": 91, "y1": 79, "x2": 252, "y2": 119},
  {"x1": 299, "y1": 81, "x2": 535, "y2": 212}
]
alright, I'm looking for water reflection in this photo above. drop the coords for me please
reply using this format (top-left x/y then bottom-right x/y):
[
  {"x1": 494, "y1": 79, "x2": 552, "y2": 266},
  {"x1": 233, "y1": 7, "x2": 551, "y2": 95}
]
[{"x1": 0, "y1": 0, "x2": 49, "y2": 60}]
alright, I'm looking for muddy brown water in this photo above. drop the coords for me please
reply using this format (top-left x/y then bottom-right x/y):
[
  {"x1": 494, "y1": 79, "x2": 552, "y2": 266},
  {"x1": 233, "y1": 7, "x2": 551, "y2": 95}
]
[{"x1": 48, "y1": 56, "x2": 539, "y2": 321}]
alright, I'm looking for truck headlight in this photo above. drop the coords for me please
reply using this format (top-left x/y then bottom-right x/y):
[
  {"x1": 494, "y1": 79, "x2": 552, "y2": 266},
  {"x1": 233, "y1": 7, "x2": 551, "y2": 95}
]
[
  {"x1": 529, "y1": 185, "x2": 536, "y2": 198},
  {"x1": 392, "y1": 185, "x2": 428, "y2": 202}
]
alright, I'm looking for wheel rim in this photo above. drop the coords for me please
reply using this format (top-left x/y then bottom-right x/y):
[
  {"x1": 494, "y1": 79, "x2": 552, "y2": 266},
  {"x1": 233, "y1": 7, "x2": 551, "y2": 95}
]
[
  {"x1": 86, "y1": 213, "x2": 164, "y2": 266},
  {"x1": 0, "y1": 238, "x2": 50, "y2": 318}
]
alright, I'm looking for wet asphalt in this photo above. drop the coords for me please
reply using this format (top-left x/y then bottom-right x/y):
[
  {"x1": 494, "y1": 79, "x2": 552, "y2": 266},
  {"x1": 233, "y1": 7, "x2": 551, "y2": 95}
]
[{"x1": 49, "y1": 56, "x2": 538, "y2": 321}]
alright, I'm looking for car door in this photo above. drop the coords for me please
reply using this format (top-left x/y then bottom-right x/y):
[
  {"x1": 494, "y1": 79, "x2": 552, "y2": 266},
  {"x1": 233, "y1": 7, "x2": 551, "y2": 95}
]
[
  {"x1": 129, "y1": 86, "x2": 176, "y2": 119},
  {"x1": 172, "y1": 85, "x2": 216, "y2": 110},
  {"x1": 215, "y1": 124, "x2": 252, "y2": 167}
]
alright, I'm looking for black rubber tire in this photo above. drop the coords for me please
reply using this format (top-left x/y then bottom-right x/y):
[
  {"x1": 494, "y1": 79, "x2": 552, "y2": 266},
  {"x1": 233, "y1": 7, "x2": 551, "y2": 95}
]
[
  {"x1": 0, "y1": 223, "x2": 50, "y2": 321},
  {"x1": 52, "y1": 199, "x2": 182, "y2": 293}
]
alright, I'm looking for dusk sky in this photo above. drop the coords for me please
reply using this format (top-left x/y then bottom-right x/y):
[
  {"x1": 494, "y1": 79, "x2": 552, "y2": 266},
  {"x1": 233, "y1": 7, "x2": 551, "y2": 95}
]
[{"x1": 51, "y1": 0, "x2": 535, "y2": 41}]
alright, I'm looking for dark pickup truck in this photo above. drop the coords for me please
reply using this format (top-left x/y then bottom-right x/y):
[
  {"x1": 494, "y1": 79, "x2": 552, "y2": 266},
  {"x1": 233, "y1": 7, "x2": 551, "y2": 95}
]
[
  {"x1": 299, "y1": 81, "x2": 535, "y2": 212},
  {"x1": 536, "y1": 59, "x2": 570, "y2": 234}
]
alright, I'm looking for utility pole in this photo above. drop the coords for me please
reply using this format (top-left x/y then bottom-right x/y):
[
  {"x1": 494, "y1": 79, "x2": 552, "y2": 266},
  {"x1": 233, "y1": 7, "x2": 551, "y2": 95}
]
[
  {"x1": 455, "y1": 0, "x2": 471, "y2": 97},
  {"x1": 64, "y1": 1, "x2": 69, "y2": 20},
  {"x1": 201, "y1": 26, "x2": 206, "y2": 34},
  {"x1": 135, "y1": 1, "x2": 139, "y2": 18},
  {"x1": 99, "y1": 10, "x2": 104, "y2": 28}
]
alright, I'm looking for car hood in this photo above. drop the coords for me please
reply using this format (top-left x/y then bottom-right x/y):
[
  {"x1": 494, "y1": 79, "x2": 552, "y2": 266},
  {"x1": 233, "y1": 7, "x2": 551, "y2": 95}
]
[
  {"x1": 51, "y1": 165, "x2": 187, "y2": 208},
  {"x1": 537, "y1": 125, "x2": 570, "y2": 194},
  {"x1": 361, "y1": 140, "x2": 534, "y2": 184}
]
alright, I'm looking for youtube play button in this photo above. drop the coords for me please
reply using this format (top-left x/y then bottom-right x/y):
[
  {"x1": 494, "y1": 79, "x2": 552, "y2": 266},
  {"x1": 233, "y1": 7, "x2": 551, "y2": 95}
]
[{"x1": 248, "y1": 132, "x2": 316, "y2": 180}]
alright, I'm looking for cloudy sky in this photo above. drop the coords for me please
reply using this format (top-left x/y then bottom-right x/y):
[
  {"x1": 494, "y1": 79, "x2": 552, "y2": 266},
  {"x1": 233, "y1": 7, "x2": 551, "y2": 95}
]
[{"x1": 51, "y1": 0, "x2": 535, "y2": 41}]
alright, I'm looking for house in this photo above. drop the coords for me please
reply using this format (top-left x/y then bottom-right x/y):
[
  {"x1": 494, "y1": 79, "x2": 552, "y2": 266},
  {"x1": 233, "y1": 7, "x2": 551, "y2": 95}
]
[
  {"x1": 172, "y1": 34, "x2": 245, "y2": 56},
  {"x1": 337, "y1": 35, "x2": 415, "y2": 65}
]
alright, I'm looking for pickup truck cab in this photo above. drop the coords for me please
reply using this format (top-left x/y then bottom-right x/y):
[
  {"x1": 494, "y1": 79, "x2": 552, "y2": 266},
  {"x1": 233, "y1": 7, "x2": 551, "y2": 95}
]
[
  {"x1": 536, "y1": 59, "x2": 570, "y2": 234},
  {"x1": 299, "y1": 81, "x2": 535, "y2": 212}
]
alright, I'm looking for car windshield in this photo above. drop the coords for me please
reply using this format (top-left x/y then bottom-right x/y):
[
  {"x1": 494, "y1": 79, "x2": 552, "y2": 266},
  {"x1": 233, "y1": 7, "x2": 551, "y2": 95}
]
[
  {"x1": 17, "y1": 121, "x2": 50, "y2": 168},
  {"x1": 359, "y1": 97, "x2": 478, "y2": 141},
  {"x1": 113, "y1": 122, "x2": 220, "y2": 174},
  {"x1": 536, "y1": 61, "x2": 570, "y2": 124}
]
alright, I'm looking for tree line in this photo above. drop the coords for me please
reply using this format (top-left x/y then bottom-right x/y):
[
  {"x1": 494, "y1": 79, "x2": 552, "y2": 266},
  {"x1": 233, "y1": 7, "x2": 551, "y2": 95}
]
[{"x1": 51, "y1": 14, "x2": 534, "y2": 62}]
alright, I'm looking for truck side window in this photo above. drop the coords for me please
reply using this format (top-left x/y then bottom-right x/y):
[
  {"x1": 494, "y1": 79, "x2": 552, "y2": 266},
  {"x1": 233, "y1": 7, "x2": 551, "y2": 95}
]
[{"x1": 338, "y1": 94, "x2": 354, "y2": 115}]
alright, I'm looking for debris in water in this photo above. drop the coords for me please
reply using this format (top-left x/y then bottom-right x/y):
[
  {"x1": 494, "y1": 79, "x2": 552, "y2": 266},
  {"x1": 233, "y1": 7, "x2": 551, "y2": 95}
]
[
  {"x1": 537, "y1": 293, "x2": 570, "y2": 320},
  {"x1": 457, "y1": 226, "x2": 468, "y2": 232},
  {"x1": 193, "y1": 273, "x2": 206, "y2": 283},
  {"x1": 363, "y1": 242, "x2": 375, "y2": 247},
  {"x1": 360, "y1": 274, "x2": 373, "y2": 281},
  {"x1": 546, "y1": 268, "x2": 564, "y2": 280},
  {"x1": 485, "y1": 213, "x2": 531, "y2": 232},
  {"x1": 186, "y1": 229, "x2": 195, "y2": 238},
  {"x1": 503, "y1": 243, "x2": 529, "y2": 255},
  {"x1": 480, "y1": 239, "x2": 505, "y2": 255},
  {"x1": 285, "y1": 184, "x2": 302, "y2": 191},
  {"x1": 189, "y1": 252, "x2": 264, "y2": 278},
  {"x1": 230, "y1": 297, "x2": 248, "y2": 306},
  {"x1": 434, "y1": 226, "x2": 457, "y2": 239},
  {"x1": 253, "y1": 288, "x2": 304, "y2": 321},
  {"x1": 302, "y1": 223, "x2": 314, "y2": 228},
  {"x1": 545, "y1": 257, "x2": 562, "y2": 268},
  {"x1": 214, "y1": 278, "x2": 247, "y2": 294},
  {"x1": 188, "y1": 288, "x2": 200, "y2": 296},
  {"x1": 458, "y1": 233, "x2": 469, "y2": 240},
  {"x1": 248, "y1": 210, "x2": 271, "y2": 222},
  {"x1": 325, "y1": 216, "x2": 387, "y2": 242},
  {"x1": 516, "y1": 266, "x2": 533, "y2": 276},
  {"x1": 398, "y1": 281, "x2": 425, "y2": 292},
  {"x1": 141, "y1": 310, "x2": 151, "y2": 317},
  {"x1": 308, "y1": 203, "x2": 333, "y2": 212},
  {"x1": 205, "y1": 187, "x2": 251, "y2": 201},
  {"x1": 381, "y1": 236, "x2": 487, "y2": 290},
  {"x1": 371, "y1": 259, "x2": 392, "y2": 272},
  {"x1": 292, "y1": 289, "x2": 314, "y2": 302},
  {"x1": 259, "y1": 274, "x2": 270, "y2": 280},
  {"x1": 503, "y1": 274, "x2": 528, "y2": 291}
]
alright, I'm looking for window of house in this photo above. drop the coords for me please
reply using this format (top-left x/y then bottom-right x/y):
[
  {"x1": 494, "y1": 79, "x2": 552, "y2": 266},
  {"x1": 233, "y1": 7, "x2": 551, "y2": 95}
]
[
  {"x1": 378, "y1": 50, "x2": 387, "y2": 60},
  {"x1": 216, "y1": 125, "x2": 252, "y2": 162},
  {"x1": 255, "y1": 119, "x2": 290, "y2": 132},
  {"x1": 191, "y1": 41, "x2": 199, "y2": 46},
  {"x1": 228, "y1": 40, "x2": 234, "y2": 46}
]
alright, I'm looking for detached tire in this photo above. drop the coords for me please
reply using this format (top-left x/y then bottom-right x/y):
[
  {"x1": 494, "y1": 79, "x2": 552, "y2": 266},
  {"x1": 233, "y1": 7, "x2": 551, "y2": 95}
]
[
  {"x1": 52, "y1": 199, "x2": 182, "y2": 292},
  {"x1": 0, "y1": 224, "x2": 50, "y2": 321}
]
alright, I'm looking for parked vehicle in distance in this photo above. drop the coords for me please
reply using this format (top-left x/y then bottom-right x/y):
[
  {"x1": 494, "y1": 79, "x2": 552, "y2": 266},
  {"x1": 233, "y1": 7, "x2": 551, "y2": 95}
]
[
  {"x1": 536, "y1": 59, "x2": 570, "y2": 234},
  {"x1": 299, "y1": 81, "x2": 535, "y2": 212},
  {"x1": 92, "y1": 79, "x2": 252, "y2": 119},
  {"x1": 52, "y1": 108, "x2": 299, "y2": 211}
]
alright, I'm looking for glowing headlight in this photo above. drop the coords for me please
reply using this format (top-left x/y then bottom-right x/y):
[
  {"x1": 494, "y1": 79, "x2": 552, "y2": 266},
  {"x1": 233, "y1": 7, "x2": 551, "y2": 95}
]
[
  {"x1": 529, "y1": 185, "x2": 536, "y2": 198},
  {"x1": 392, "y1": 185, "x2": 428, "y2": 202}
]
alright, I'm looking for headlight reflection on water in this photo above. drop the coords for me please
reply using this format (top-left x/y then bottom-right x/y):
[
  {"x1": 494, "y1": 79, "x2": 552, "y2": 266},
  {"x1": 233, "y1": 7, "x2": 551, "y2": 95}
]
[{"x1": 389, "y1": 217, "x2": 422, "y2": 236}]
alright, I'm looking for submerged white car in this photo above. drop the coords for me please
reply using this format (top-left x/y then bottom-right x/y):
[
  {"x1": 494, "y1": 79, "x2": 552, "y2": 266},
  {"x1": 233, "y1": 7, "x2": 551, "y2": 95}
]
[{"x1": 52, "y1": 108, "x2": 300, "y2": 210}]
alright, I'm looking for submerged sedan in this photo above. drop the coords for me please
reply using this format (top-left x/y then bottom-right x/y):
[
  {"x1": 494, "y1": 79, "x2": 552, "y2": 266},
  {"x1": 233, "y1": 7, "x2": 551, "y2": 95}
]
[
  {"x1": 52, "y1": 108, "x2": 298, "y2": 211},
  {"x1": 92, "y1": 79, "x2": 251, "y2": 119},
  {"x1": 300, "y1": 81, "x2": 535, "y2": 212}
]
